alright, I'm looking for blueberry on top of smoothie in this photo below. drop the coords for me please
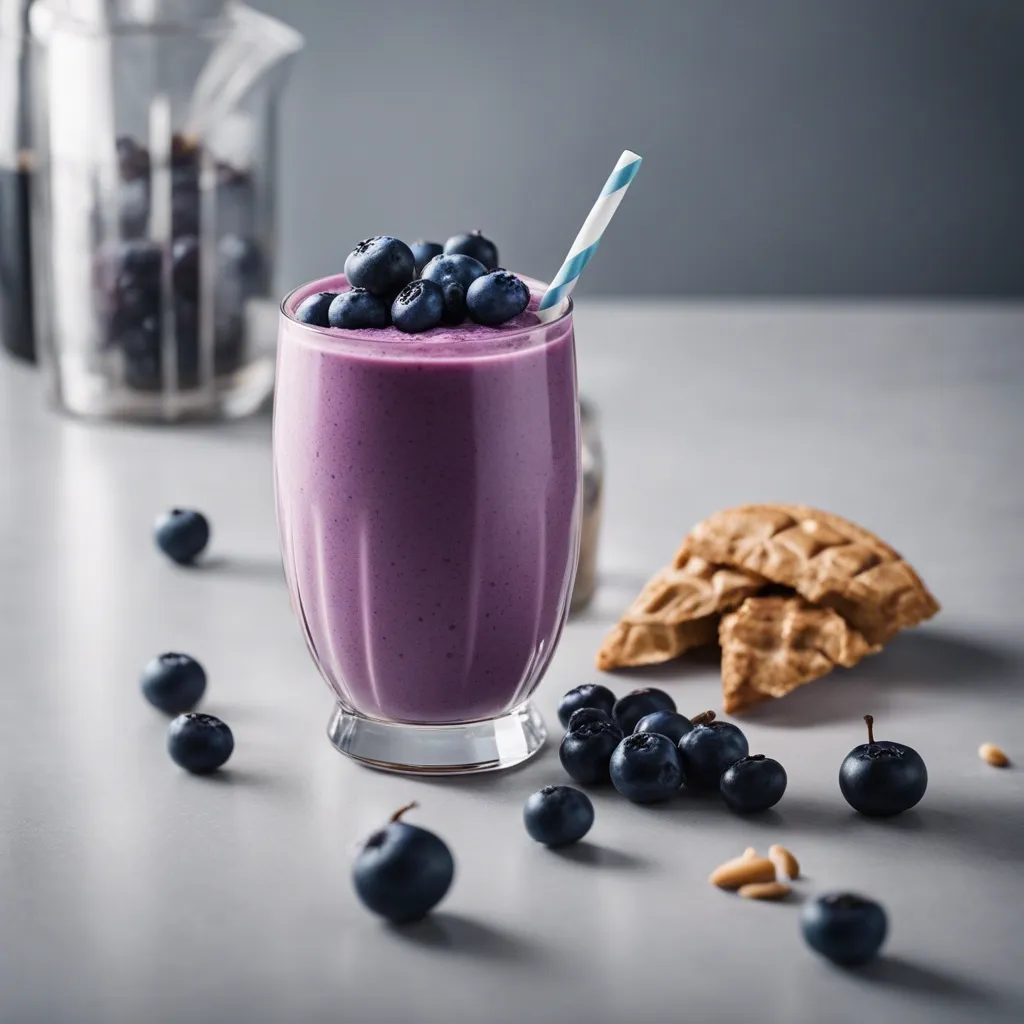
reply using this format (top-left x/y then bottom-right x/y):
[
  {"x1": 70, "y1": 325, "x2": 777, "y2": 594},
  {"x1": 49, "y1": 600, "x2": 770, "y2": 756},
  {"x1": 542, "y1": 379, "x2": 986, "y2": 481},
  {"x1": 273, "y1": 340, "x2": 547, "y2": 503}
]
[
  {"x1": 466, "y1": 271, "x2": 530, "y2": 326},
  {"x1": 392, "y1": 279, "x2": 445, "y2": 333},
  {"x1": 410, "y1": 240, "x2": 444, "y2": 275},
  {"x1": 344, "y1": 236, "x2": 416, "y2": 296},
  {"x1": 444, "y1": 230, "x2": 499, "y2": 271}
]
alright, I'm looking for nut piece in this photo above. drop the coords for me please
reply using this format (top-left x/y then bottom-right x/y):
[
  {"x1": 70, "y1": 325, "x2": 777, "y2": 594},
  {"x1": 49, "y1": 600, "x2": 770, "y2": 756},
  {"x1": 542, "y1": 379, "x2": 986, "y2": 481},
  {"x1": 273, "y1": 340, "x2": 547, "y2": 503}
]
[
  {"x1": 769, "y1": 843, "x2": 800, "y2": 880},
  {"x1": 979, "y1": 743, "x2": 1010, "y2": 768},
  {"x1": 738, "y1": 881, "x2": 791, "y2": 901},
  {"x1": 743, "y1": 847, "x2": 758, "y2": 859},
  {"x1": 709, "y1": 855, "x2": 776, "y2": 890}
]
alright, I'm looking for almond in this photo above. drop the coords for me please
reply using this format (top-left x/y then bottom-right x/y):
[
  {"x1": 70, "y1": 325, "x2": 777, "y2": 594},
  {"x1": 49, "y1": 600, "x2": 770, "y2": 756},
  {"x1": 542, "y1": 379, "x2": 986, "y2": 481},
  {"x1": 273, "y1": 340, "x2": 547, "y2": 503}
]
[
  {"x1": 738, "y1": 881, "x2": 791, "y2": 901},
  {"x1": 979, "y1": 743, "x2": 1010, "y2": 768},
  {"x1": 769, "y1": 844, "x2": 800, "y2": 880},
  {"x1": 709, "y1": 855, "x2": 776, "y2": 890}
]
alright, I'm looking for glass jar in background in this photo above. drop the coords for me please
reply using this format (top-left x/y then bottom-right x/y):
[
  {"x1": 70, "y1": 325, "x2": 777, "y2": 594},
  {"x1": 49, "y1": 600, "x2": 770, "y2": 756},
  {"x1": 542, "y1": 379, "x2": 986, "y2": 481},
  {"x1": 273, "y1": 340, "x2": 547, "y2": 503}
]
[
  {"x1": 0, "y1": 0, "x2": 34, "y2": 362},
  {"x1": 29, "y1": 0, "x2": 301, "y2": 420},
  {"x1": 571, "y1": 398, "x2": 604, "y2": 613}
]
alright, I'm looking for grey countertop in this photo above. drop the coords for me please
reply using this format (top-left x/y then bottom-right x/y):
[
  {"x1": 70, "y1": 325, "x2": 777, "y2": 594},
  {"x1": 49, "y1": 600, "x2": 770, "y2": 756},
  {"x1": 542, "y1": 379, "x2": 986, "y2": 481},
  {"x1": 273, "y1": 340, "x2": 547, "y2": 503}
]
[{"x1": 2, "y1": 302, "x2": 1023, "y2": 1024}]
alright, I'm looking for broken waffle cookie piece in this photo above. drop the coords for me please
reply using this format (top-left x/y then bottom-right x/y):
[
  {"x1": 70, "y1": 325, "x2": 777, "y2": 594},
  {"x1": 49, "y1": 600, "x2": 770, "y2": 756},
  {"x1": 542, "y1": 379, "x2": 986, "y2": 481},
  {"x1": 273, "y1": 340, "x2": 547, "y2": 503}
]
[
  {"x1": 687, "y1": 504, "x2": 940, "y2": 646},
  {"x1": 719, "y1": 596, "x2": 878, "y2": 714},
  {"x1": 596, "y1": 551, "x2": 764, "y2": 670}
]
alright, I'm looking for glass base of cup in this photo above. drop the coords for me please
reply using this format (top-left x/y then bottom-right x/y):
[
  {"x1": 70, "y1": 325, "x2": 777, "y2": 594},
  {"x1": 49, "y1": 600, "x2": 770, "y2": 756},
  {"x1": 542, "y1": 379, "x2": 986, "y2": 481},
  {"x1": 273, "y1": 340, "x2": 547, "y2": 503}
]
[{"x1": 326, "y1": 701, "x2": 547, "y2": 776}]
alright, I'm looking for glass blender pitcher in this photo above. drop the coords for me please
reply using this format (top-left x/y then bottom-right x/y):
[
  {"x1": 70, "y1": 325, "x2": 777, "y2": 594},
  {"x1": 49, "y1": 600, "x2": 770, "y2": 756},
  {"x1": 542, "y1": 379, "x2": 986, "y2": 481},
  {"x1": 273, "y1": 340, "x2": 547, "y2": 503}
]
[
  {"x1": 0, "y1": 0, "x2": 34, "y2": 362},
  {"x1": 29, "y1": 0, "x2": 302, "y2": 420}
]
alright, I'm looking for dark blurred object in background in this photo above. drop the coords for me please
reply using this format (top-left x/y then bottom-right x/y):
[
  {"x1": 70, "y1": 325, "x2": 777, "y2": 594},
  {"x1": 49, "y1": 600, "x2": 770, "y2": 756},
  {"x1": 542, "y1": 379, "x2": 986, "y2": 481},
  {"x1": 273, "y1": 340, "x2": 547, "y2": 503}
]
[{"x1": 0, "y1": 0, "x2": 34, "y2": 362}]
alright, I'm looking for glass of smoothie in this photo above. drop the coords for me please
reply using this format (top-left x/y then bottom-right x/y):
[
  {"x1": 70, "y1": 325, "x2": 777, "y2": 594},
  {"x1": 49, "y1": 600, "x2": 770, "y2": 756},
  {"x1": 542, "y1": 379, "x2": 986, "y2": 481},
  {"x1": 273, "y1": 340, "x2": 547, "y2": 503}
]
[{"x1": 273, "y1": 266, "x2": 580, "y2": 774}]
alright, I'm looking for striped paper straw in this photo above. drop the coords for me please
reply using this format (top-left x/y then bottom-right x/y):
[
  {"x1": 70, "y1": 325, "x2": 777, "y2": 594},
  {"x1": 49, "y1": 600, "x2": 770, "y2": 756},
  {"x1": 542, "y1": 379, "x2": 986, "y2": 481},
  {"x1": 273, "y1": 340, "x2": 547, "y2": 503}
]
[{"x1": 537, "y1": 149, "x2": 642, "y2": 320}]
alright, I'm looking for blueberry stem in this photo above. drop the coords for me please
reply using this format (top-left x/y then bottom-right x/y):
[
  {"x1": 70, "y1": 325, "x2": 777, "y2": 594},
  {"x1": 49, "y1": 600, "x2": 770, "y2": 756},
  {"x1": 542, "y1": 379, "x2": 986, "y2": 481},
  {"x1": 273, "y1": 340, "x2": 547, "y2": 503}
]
[
  {"x1": 691, "y1": 710, "x2": 716, "y2": 727},
  {"x1": 864, "y1": 715, "x2": 875, "y2": 745},
  {"x1": 389, "y1": 801, "x2": 418, "y2": 824}
]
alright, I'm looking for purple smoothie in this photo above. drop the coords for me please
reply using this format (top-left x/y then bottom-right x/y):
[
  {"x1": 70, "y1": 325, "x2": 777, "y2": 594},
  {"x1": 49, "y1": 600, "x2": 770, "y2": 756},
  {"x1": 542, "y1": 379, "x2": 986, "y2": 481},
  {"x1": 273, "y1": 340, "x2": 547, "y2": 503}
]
[{"x1": 274, "y1": 273, "x2": 579, "y2": 724}]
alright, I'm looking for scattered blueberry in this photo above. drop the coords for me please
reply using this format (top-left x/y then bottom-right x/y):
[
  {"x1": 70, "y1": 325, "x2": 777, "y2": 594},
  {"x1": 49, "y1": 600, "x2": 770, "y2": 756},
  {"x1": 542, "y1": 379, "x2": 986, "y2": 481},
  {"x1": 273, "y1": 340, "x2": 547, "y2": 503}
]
[
  {"x1": 154, "y1": 508, "x2": 210, "y2": 565},
  {"x1": 344, "y1": 236, "x2": 415, "y2": 296},
  {"x1": 720, "y1": 754, "x2": 787, "y2": 813},
  {"x1": 839, "y1": 715, "x2": 927, "y2": 817},
  {"x1": 677, "y1": 711, "x2": 749, "y2": 791},
  {"x1": 328, "y1": 288, "x2": 392, "y2": 329},
  {"x1": 609, "y1": 732, "x2": 683, "y2": 803},
  {"x1": 410, "y1": 240, "x2": 444, "y2": 275},
  {"x1": 141, "y1": 653, "x2": 207, "y2": 714},
  {"x1": 612, "y1": 688, "x2": 676, "y2": 735},
  {"x1": 420, "y1": 253, "x2": 488, "y2": 292},
  {"x1": 294, "y1": 291, "x2": 336, "y2": 328},
  {"x1": 566, "y1": 707, "x2": 615, "y2": 731},
  {"x1": 441, "y1": 282, "x2": 467, "y2": 325},
  {"x1": 559, "y1": 716, "x2": 623, "y2": 785},
  {"x1": 391, "y1": 279, "x2": 445, "y2": 333},
  {"x1": 635, "y1": 710, "x2": 693, "y2": 745},
  {"x1": 466, "y1": 271, "x2": 530, "y2": 326},
  {"x1": 444, "y1": 230, "x2": 499, "y2": 271},
  {"x1": 801, "y1": 893, "x2": 888, "y2": 966},
  {"x1": 353, "y1": 803, "x2": 454, "y2": 924},
  {"x1": 558, "y1": 683, "x2": 617, "y2": 728},
  {"x1": 166, "y1": 712, "x2": 234, "y2": 774},
  {"x1": 523, "y1": 786, "x2": 595, "y2": 847}
]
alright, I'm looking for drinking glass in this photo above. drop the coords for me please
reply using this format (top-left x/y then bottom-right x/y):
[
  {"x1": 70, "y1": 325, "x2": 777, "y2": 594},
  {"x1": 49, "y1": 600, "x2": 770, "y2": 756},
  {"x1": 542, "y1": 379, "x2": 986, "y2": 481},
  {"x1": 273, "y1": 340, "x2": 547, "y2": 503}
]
[{"x1": 273, "y1": 274, "x2": 580, "y2": 774}]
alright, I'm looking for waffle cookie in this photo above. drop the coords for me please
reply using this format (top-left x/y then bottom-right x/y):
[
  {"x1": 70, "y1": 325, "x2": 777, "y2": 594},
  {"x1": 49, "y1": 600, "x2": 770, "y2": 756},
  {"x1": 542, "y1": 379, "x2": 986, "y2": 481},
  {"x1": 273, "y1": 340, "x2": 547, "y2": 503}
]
[
  {"x1": 686, "y1": 504, "x2": 940, "y2": 647},
  {"x1": 596, "y1": 551, "x2": 764, "y2": 671},
  {"x1": 719, "y1": 595, "x2": 879, "y2": 714}
]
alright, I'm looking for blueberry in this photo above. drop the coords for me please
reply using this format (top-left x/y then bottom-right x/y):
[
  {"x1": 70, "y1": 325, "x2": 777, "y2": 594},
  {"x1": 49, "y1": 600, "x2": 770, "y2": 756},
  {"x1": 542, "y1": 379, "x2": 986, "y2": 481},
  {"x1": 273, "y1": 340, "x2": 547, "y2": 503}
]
[
  {"x1": 466, "y1": 271, "x2": 530, "y2": 326},
  {"x1": 441, "y1": 282, "x2": 467, "y2": 325},
  {"x1": 294, "y1": 291, "x2": 336, "y2": 328},
  {"x1": 444, "y1": 230, "x2": 499, "y2": 271},
  {"x1": 410, "y1": 240, "x2": 444, "y2": 275},
  {"x1": 559, "y1": 717, "x2": 623, "y2": 786},
  {"x1": 609, "y1": 732, "x2": 683, "y2": 803},
  {"x1": 141, "y1": 653, "x2": 207, "y2": 714},
  {"x1": 167, "y1": 712, "x2": 234, "y2": 774},
  {"x1": 391, "y1": 279, "x2": 444, "y2": 333},
  {"x1": 566, "y1": 707, "x2": 614, "y2": 731},
  {"x1": 612, "y1": 688, "x2": 676, "y2": 735},
  {"x1": 344, "y1": 236, "x2": 415, "y2": 296},
  {"x1": 558, "y1": 683, "x2": 617, "y2": 728},
  {"x1": 218, "y1": 234, "x2": 263, "y2": 287},
  {"x1": 420, "y1": 253, "x2": 488, "y2": 292},
  {"x1": 801, "y1": 893, "x2": 888, "y2": 966},
  {"x1": 720, "y1": 754, "x2": 787, "y2": 813},
  {"x1": 120, "y1": 315, "x2": 162, "y2": 391},
  {"x1": 154, "y1": 508, "x2": 210, "y2": 565},
  {"x1": 635, "y1": 710, "x2": 693, "y2": 745},
  {"x1": 116, "y1": 239, "x2": 162, "y2": 287},
  {"x1": 523, "y1": 785, "x2": 594, "y2": 847},
  {"x1": 328, "y1": 288, "x2": 392, "y2": 329},
  {"x1": 677, "y1": 711, "x2": 749, "y2": 791},
  {"x1": 172, "y1": 235, "x2": 199, "y2": 299},
  {"x1": 839, "y1": 715, "x2": 927, "y2": 817},
  {"x1": 353, "y1": 803, "x2": 454, "y2": 924}
]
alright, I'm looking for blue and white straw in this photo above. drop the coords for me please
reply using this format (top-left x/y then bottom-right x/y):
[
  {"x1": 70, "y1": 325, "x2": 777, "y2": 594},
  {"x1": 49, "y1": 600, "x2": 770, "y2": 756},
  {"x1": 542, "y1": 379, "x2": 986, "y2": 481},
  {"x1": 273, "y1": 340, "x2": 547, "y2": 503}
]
[{"x1": 537, "y1": 149, "x2": 643, "y2": 321}]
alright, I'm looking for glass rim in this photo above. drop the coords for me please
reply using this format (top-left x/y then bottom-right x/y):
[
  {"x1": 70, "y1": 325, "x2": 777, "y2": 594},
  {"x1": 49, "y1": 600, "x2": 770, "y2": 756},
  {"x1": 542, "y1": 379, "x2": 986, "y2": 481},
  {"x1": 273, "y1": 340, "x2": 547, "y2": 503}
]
[{"x1": 279, "y1": 274, "x2": 574, "y2": 361}]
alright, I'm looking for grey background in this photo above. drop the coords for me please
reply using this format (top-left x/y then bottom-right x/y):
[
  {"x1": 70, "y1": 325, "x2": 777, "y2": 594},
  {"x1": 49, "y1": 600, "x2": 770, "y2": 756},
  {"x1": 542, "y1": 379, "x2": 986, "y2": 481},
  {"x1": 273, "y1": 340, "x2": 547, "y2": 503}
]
[
  {"x1": 255, "y1": 0, "x2": 1024, "y2": 298},
  {"x1": 3, "y1": 302, "x2": 1023, "y2": 1023}
]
